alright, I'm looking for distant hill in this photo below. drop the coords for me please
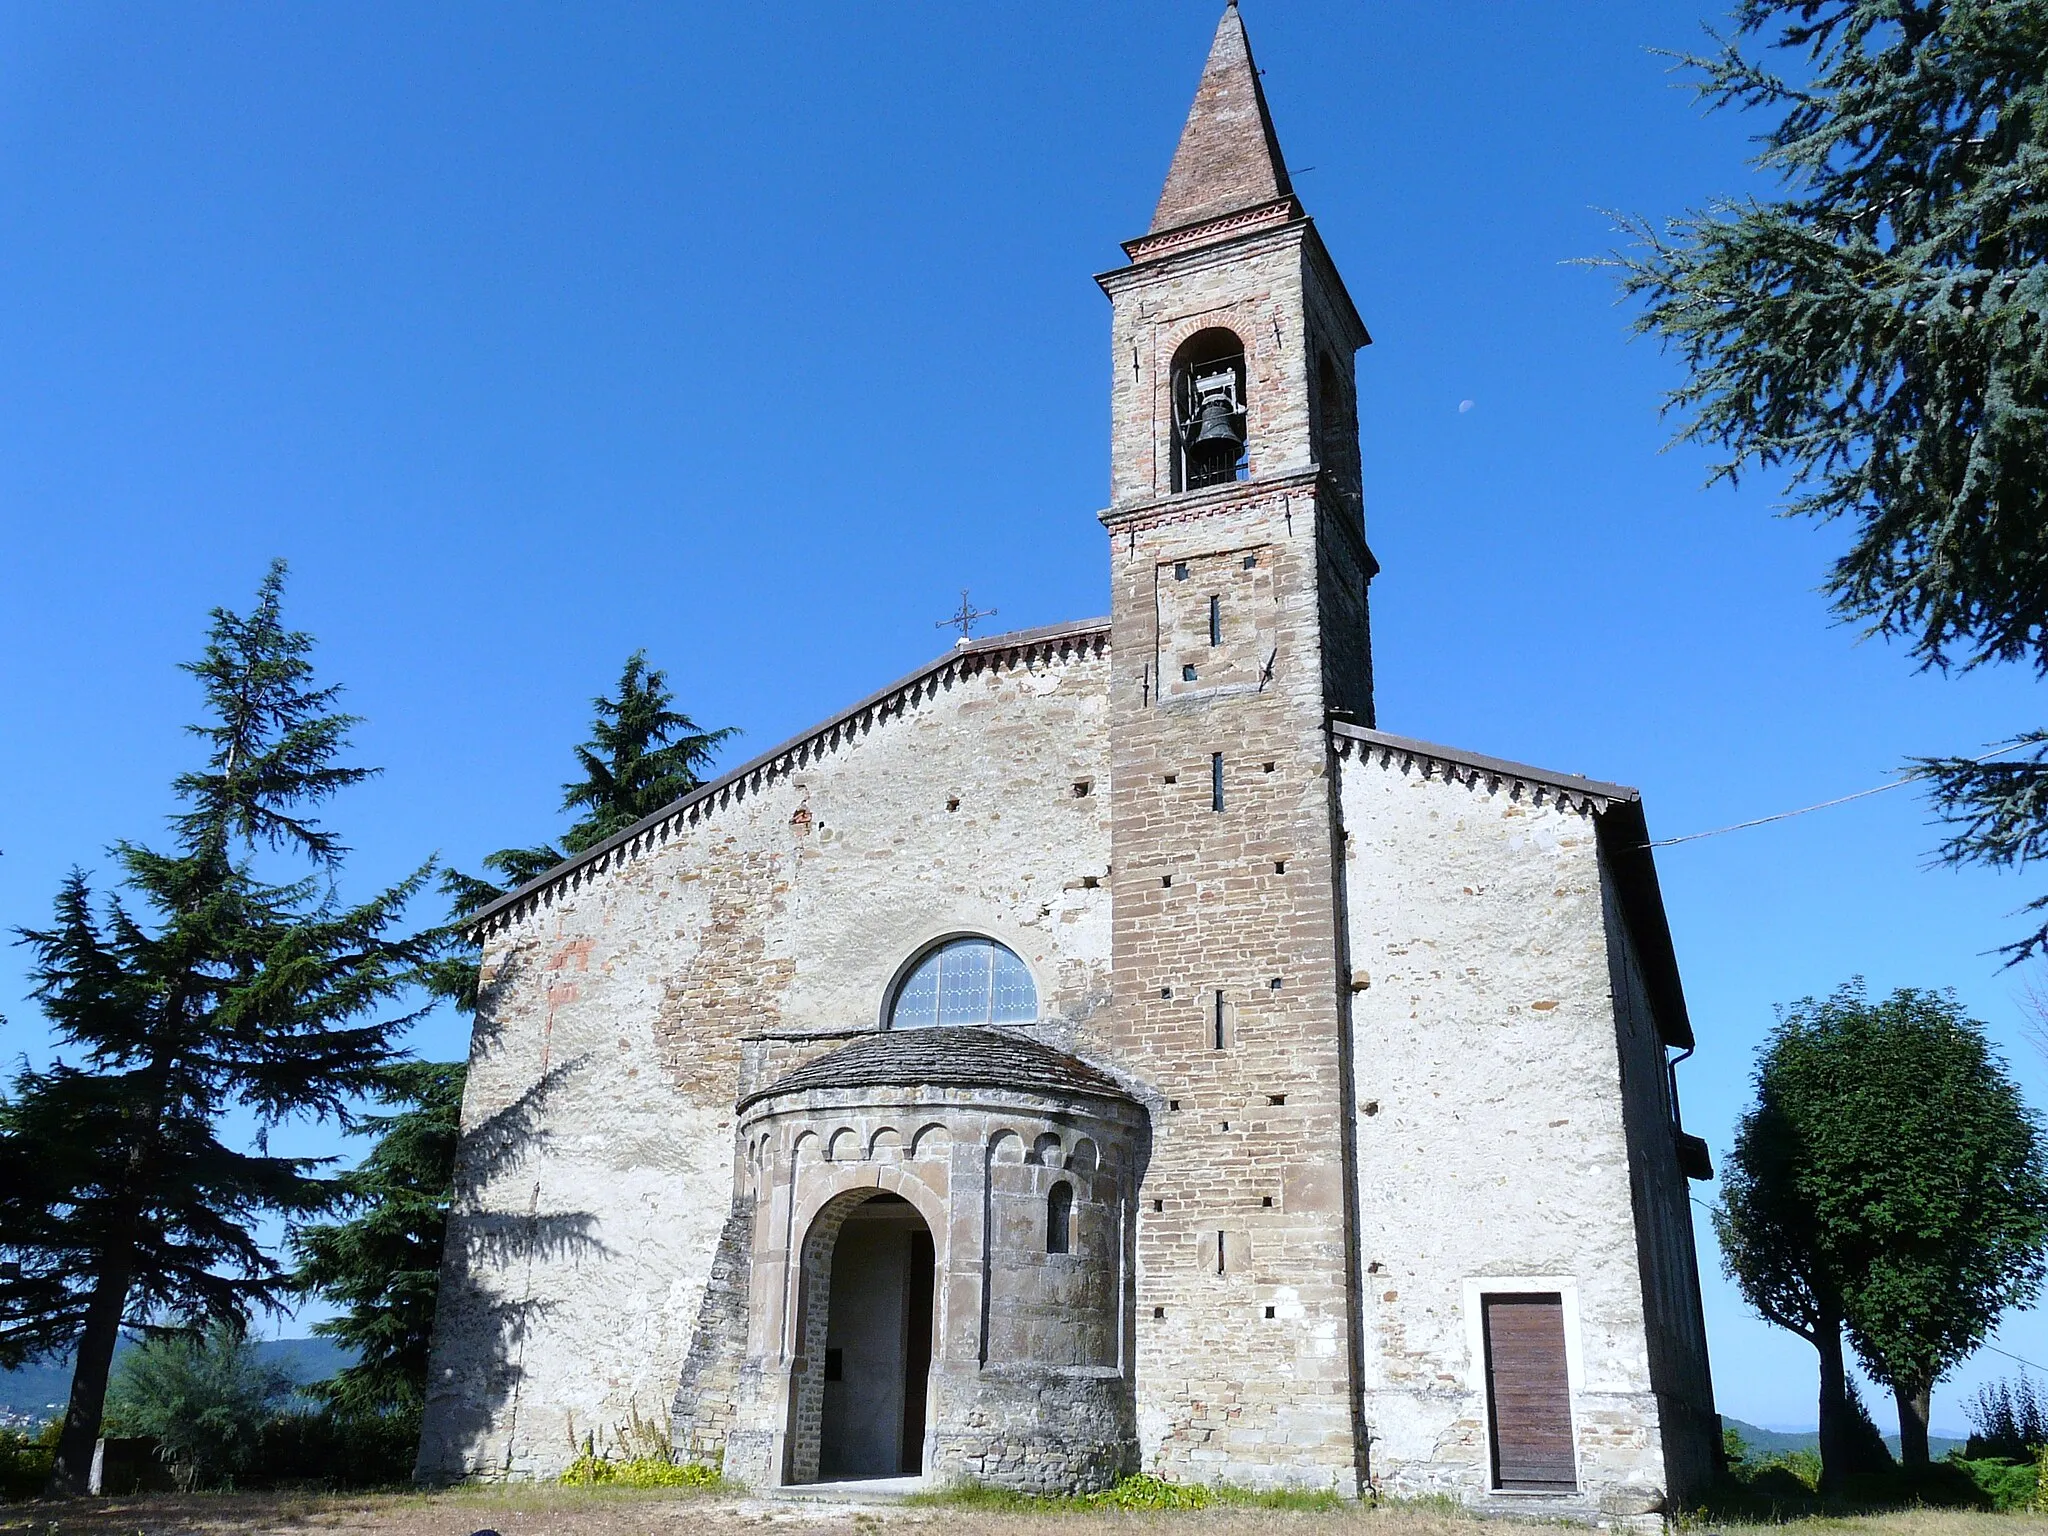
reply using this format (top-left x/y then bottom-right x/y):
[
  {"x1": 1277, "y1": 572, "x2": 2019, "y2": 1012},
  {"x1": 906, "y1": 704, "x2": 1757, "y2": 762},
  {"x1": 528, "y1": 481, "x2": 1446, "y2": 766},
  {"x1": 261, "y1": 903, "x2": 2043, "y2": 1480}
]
[
  {"x1": 1723, "y1": 1416, "x2": 1968, "y2": 1463},
  {"x1": 0, "y1": 1337, "x2": 355, "y2": 1424}
]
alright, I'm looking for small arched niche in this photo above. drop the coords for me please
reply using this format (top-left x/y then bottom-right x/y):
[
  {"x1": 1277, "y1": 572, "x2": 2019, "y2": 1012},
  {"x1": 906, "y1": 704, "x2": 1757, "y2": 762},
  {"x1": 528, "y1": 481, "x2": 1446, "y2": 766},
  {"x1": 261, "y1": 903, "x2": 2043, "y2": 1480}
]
[
  {"x1": 1172, "y1": 327, "x2": 1249, "y2": 492},
  {"x1": 1046, "y1": 1180, "x2": 1074, "y2": 1255}
]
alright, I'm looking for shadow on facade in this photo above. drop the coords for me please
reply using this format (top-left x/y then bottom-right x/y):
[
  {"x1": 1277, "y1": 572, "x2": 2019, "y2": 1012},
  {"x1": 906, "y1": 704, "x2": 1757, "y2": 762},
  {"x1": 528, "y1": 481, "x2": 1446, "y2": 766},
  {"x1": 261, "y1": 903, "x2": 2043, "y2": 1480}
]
[{"x1": 416, "y1": 1047, "x2": 606, "y2": 1482}]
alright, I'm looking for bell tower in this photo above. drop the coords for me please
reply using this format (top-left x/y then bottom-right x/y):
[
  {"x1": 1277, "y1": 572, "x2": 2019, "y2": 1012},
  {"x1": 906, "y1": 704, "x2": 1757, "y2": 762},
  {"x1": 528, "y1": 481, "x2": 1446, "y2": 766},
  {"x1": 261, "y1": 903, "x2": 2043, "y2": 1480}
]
[{"x1": 1099, "y1": 1, "x2": 1375, "y2": 1490}]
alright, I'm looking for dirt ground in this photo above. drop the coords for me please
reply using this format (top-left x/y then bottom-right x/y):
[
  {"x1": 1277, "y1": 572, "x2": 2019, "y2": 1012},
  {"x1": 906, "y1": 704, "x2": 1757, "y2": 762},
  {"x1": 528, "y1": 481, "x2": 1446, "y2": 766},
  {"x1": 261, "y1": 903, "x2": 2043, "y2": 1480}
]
[{"x1": 4, "y1": 1489, "x2": 2048, "y2": 1536}]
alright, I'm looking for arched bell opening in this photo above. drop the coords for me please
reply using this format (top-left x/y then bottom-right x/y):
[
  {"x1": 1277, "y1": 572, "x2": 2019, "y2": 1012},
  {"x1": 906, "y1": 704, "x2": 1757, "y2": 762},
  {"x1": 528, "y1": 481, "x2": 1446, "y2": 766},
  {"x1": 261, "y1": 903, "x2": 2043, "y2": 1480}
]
[
  {"x1": 1172, "y1": 327, "x2": 1249, "y2": 492},
  {"x1": 786, "y1": 1191, "x2": 936, "y2": 1484},
  {"x1": 1315, "y1": 350, "x2": 1362, "y2": 515}
]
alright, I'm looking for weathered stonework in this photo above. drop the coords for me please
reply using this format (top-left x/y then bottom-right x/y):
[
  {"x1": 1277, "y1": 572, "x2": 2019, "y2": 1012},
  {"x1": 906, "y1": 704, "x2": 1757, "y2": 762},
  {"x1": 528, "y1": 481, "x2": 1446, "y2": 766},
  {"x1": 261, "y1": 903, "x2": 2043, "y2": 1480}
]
[
  {"x1": 420, "y1": 5, "x2": 1717, "y2": 1513},
  {"x1": 418, "y1": 630, "x2": 1115, "y2": 1482},
  {"x1": 722, "y1": 1039, "x2": 1148, "y2": 1494}
]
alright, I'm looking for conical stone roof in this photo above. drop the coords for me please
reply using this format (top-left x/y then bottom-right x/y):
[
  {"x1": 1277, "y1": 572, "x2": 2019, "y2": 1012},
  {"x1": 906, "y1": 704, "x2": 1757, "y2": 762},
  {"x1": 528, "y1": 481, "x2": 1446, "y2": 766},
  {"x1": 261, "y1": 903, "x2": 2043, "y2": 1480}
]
[
  {"x1": 740, "y1": 1026, "x2": 1134, "y2": 1112},
  {"x1": 1150, "y1": 2, "x2": 1295, "y2": 234}
]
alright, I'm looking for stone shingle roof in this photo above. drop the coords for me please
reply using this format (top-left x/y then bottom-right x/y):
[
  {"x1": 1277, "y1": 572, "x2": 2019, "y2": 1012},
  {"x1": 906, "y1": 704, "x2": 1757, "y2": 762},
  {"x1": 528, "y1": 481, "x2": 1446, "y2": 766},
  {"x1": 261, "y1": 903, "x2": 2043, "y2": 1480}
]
[{"x1": 739, "y1": 1027, "x2": 1135, "y2": 1113}]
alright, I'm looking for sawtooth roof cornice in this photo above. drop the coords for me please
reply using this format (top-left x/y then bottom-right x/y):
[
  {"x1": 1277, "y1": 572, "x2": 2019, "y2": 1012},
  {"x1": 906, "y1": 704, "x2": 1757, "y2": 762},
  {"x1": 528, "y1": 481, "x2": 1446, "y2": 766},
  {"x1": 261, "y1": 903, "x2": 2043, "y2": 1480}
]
[
  {"x1": 471, "y1": 617, "x2": 1112, "y2": 937},
  {"x1": 1328, "y1": 721, "x2": 1635, "y2": 816}
]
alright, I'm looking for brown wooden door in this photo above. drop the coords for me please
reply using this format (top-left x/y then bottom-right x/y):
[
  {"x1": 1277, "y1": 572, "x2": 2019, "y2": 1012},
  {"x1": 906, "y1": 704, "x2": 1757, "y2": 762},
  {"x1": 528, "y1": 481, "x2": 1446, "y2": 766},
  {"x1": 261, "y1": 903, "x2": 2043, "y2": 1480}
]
[{"x1": 1483, "y1": 1293, "x2": 1576, "y2": 1491}]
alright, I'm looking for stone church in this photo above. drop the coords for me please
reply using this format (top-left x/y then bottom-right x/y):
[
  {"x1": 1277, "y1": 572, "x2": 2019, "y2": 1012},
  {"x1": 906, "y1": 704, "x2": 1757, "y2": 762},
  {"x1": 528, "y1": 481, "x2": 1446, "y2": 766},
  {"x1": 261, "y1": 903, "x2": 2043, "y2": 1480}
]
[{"x1": 420, "y1": 4, "x2": 1718, "y2": 1514}]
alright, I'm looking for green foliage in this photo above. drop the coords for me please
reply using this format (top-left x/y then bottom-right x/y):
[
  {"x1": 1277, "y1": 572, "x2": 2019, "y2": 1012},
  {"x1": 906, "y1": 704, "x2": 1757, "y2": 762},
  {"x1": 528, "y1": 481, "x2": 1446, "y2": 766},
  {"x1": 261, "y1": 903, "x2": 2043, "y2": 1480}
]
[
  {"x1": 1950, "y1": 1453, "x2": 2042, "y2": 1511},
  {"x1": 0, "y1": 563, "x2": 433, "y2": 1491},
  {"x1": 1614, "y1": 0, "x2": 2048, "y2": 673},
  {"x1": 1817, "y1": 989, "x2": 2046, "y2": 1406},
  {"x1": 911, "y1": 1472, "x2": 1346, "y2": 1513},
  {"x1": 103, "y1": 1323, "x2": 292, "y2": 1490},
  {"x1": 1922, "y1": 731, "x2": 2048, "y2": 966},
  {"x1": 0, "y1": 1422, "x2": 59, "y2": 1502},
  {"x1": 432, "y1": 651, "x2": 734, "y2": 1010},
  {"x1": 1773, "y1": 1449, "x2": 1826, "y2": 1492},
  {"x1": 1695, "y1": 1439, "x2": 1995, "y2": 1519},
  {"x1": 554, "y1": 1410, "x2": 724, "y2": 1492},
  {"x1": 556, "y1": 652, "x2": 736, "y2": 855},
  {"x1": 1610, "y1": 0, "x2": 2048, "y2": 963},
  {"x1": 289, "y1": 1060, "x2": 466, "y2": 1418},
  {"x1": 1087, "y1": 1473, "x2": 1213, "y2": 1509},
  {"x1": 558, "y1": 1454, "x2": 725, "y2": 1489},
  {"x1": 252, "y1": 1407, "x2": 421, "y2": 1490},
  {"x1": 1717, "y1": 981, "x2": 2048, "y2": 1475},
  {"x1": 1965, "y1": 1372, "x2": 2048, "y2": 1458}
]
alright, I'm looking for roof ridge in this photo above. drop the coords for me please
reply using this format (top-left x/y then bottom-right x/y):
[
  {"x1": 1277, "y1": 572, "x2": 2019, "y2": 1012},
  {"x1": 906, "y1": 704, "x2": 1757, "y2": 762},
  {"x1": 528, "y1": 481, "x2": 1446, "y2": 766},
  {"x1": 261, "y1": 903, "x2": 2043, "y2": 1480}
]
[{"x1": 470, "y1": 617, "x2": 1112, "y2": 934}]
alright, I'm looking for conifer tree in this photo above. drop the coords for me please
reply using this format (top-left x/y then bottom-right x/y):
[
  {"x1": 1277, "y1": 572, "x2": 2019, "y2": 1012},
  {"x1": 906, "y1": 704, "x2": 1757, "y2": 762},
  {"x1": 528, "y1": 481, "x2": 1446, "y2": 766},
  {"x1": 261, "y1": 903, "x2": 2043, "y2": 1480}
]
[
  {"x1": 1613, "y1": 0, "x2": 2048, "y2": 958},
  {"x1": 0, "y1": 563, "x2": 431, "y2": 1493},
  {"x1": 433, "y1": 651, "x2": 732, "y2": 1003},
  {"x1": 287, "y1": 1060, "x2": 466, "y2": 1420}
]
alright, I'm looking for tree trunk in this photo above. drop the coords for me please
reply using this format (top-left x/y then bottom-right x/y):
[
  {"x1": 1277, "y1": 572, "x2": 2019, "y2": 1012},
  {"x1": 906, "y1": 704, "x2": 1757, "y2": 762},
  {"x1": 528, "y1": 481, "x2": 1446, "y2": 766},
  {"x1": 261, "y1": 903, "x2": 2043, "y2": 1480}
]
[
  {"x1": 1813, "y1": 1319, "x2": 1851, "y2": 1495},
  {"x1": 1894, "y1": 1380, "x2": 1933, "y2": 1469},
  {"x1": 45, "y1": 1265, "x2": 132, "y2": 1496}
]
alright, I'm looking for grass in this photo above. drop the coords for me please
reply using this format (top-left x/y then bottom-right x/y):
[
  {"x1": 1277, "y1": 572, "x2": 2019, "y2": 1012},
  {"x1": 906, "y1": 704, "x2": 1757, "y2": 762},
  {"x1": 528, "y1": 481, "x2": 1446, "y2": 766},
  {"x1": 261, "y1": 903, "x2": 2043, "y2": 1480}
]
[
  {"x1": 6, "y1": 1473, "x2": 2048, "y2": 1536},
  {"x1": 558, "y1": 1452, "x2": 732, "y2": 1490},
  {"x1": 908, "y1": 1473, "x2": 1348, "y2": 1513}
]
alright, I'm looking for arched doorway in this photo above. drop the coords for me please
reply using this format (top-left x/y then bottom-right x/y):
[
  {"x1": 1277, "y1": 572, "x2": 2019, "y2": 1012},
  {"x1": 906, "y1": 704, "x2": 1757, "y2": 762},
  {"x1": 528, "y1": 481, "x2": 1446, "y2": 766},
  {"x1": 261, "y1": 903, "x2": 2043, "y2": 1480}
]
[{"x1": 791, "y1": 1192, "x2": 935, "y2": 1482}]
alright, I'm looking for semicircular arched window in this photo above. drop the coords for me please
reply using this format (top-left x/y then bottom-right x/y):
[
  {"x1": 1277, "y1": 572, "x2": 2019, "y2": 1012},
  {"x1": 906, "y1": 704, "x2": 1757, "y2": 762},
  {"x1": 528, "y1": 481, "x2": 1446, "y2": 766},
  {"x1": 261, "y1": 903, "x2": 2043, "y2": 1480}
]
[{"x1": 889, "y1": 937, "x2": 1038, "y2": 1029}]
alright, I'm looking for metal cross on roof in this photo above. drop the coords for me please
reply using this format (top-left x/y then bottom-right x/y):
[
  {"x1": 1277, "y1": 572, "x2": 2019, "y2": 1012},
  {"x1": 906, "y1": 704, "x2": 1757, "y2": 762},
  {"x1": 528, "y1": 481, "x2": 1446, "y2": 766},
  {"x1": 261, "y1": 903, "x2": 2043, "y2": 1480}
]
[{"x1": 936, "y1": 589, "x2": 997, "y2": 646}]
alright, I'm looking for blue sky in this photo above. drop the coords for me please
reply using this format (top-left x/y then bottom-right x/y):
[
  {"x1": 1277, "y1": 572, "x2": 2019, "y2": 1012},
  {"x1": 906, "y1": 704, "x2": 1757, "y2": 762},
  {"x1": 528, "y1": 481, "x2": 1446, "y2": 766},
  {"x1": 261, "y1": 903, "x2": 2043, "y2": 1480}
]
[{"x1": 1, "y1": 1, "x2": 2041, "y2": 1437}]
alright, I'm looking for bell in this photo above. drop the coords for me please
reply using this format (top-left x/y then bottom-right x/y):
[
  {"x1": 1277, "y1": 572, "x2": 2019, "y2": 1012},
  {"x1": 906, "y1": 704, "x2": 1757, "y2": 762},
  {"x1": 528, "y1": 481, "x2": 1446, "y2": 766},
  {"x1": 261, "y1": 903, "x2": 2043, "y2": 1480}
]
[{"x1": 1190, "y1": 392, "x2": 1244, "y2": 450}]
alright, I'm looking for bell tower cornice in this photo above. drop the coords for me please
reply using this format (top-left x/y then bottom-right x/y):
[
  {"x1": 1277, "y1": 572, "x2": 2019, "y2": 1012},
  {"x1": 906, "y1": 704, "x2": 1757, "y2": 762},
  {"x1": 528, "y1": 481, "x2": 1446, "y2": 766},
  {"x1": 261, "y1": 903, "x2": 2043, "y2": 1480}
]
[{"x1": 1095, "y1": 217, "x2": 1368, "y2": 356}]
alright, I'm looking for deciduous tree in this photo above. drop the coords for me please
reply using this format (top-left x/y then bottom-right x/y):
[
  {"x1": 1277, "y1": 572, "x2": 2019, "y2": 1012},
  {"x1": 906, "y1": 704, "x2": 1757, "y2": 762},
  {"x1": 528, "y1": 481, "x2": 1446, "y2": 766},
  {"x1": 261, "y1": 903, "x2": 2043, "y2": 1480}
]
[{"x1": 1720, "y1": 981, "x2": 2048, "y2": 1478}]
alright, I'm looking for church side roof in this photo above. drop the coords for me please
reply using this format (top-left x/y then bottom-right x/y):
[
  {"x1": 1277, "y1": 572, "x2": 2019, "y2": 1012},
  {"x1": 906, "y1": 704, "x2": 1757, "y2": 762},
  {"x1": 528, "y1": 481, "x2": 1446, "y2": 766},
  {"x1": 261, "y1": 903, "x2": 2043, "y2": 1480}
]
[
  {"x1": 470, "y1": 616, "x2": 1111, "y2": 937},
  {"x1": 1329, "y1": 721, "x2": 1695, "y2": 1051},
  {"x1": 1150, "y1": 3, "x2": 1296, "y2": 236},
  {"x1": 739, "y1": 1026, "x2": 1136, "y2": 1113},
  {"x1": 1329, "y1": 721, "x2": 1635, "y2": 814}
]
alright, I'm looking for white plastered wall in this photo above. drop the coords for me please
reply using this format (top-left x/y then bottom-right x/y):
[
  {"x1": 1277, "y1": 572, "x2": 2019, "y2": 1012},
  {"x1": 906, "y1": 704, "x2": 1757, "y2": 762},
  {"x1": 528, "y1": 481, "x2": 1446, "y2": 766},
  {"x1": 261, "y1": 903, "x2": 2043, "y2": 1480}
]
[{"x1": 1337, "y1": 746, "x2": 1670, "y2": 1511}]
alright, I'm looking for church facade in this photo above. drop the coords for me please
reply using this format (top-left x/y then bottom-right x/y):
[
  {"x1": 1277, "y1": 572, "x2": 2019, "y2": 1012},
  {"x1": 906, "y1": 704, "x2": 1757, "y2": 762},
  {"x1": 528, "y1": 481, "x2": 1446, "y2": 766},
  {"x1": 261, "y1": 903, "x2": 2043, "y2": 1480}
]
[{"x1": 420, "y1": 5, "x2": 1718, "y2": 1516}]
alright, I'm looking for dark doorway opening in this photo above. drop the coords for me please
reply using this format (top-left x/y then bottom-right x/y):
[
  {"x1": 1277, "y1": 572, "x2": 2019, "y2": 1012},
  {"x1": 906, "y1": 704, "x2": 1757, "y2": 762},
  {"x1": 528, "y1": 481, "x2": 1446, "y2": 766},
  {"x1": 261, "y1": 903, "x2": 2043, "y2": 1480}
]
[{"x1": 813, "y1": 1194, "x2": 936, "y2": 1481}]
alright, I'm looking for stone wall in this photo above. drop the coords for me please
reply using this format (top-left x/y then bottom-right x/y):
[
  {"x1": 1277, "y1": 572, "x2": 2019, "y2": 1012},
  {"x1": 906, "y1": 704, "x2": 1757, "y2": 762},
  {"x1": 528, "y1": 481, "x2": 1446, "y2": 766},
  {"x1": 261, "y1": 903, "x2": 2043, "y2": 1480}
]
[
  {"x1": 1336, "y1": 733, "x2": 1710, "y2": 1515},
  {"x1": 670, "y1": 1194, "x2": 756, "y2": 1464},
  {"x1": 420, "y1": 629, "x2": 1115, "y2": 1481},
  {"x1": 1099, "y1": 214, "x2": 1372, "y2": 1491},
  {"x1": 730, "y1": 1083, "x2": 1145, "y2": 1493}
]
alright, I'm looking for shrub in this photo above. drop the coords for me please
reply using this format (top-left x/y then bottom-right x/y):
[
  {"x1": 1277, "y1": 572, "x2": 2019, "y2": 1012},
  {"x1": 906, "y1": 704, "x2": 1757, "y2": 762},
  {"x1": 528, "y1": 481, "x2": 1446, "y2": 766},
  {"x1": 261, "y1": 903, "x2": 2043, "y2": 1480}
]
[
  {"x1": 559, "y1": 1453, "x2": 723, "y2": 1489},
  {"x1": 0, "y1": 1422, "x2": 59, "y2": 1502},
  {"x1": 103, "y1": 1323, "x2": 292, "y2": 1489},
  {"x1": 1966, "y1": 1374, "x2": 2048, "y2": 1460},
  {"x1": 1949, "y1": 1454, "x2": 2040, "y2": 1512},
  {"x1": 254, "y1": 1409, "x2": 420, "y2": 1489},
  {"x1": 1088, "y1": 1473, "x2": 1211, "y2": 1510}
]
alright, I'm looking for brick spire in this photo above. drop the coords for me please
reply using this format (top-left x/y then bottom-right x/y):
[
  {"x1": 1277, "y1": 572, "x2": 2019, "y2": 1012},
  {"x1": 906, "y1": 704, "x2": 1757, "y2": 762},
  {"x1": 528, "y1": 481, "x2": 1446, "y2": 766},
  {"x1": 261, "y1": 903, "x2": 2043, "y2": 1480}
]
[{"x1": 1149, "y1": 2, "x2": 1294, "y2": 235}]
